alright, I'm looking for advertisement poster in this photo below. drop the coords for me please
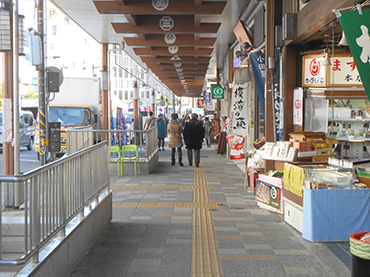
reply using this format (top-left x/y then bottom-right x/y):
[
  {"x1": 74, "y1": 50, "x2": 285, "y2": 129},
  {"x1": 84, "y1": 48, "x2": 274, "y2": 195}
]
[
  {"x1": 255, "y1": 180, "x2": 281, "y2": 211},
  {"x1": 226, "y1": 135, "x2": 245, "y2": 160}
]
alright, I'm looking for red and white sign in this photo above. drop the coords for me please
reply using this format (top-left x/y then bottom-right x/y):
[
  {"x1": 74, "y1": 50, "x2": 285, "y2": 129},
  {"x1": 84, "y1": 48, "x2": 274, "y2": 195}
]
[
  {"x1": 303, "y1": 54, "x2": 363, "y2": 87},
  {"x1": 197, "y1": 99, "x2": 204, "y2": 108},
  {"x1": 329, "y1": 56, "x2": 362, "y2": 86},
  {"x1": 303, "y1": 57, "x2": 326, "y2": 86},
  {"x1": 293, "y1": 88, "x2": 303, "y2": 126}
]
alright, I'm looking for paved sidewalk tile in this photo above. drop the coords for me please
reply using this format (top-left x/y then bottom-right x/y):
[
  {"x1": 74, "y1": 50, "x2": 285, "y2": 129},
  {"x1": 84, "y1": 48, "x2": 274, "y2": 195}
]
[{"x1": 68, "y1": 145, "x2": 351, "y2": 277}]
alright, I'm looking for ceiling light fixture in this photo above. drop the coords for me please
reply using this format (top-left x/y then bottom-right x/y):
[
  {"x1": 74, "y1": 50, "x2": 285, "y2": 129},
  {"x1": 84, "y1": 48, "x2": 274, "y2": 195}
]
[
  {"x1": 322, "y1": 49, "x2": 331, "y2": 66},
  {"x1": 338, "y1": 31, "x2": 348, "y2": 46}
]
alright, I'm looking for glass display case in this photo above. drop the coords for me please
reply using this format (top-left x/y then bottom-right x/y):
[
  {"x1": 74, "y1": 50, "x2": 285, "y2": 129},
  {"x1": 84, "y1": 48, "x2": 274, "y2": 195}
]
[{"x1": 303, "y1": 166, "x2": 353, "y2": 188}]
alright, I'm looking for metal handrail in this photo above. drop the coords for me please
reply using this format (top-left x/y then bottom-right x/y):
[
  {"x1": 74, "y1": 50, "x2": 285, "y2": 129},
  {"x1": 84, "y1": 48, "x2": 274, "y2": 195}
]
[
  {"x1": 66, "y1": 126, "x2": 158, "y2": 159},
  {"x1": 0, "y1": 142, "x2": 110, "y2": 265}
]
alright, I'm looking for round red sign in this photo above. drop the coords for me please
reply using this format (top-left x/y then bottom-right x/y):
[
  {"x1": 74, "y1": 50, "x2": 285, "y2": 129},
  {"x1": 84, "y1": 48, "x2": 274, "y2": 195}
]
[
  {"x1": 295, "y1": 99, "x2": 301, "y2": 109},
  {"x1": 309, "y1": 58, "x2": 320, "y2": 76}
]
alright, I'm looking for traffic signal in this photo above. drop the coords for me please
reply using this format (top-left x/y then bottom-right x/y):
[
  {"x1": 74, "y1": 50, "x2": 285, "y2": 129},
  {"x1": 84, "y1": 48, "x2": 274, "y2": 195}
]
[{"x1": 24, "y1": 30, "x2": 41, "y2": 66}]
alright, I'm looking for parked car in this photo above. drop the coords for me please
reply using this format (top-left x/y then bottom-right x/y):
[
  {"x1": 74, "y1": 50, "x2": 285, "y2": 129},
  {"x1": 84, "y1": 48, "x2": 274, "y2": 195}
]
[{"x1": 0, "y1": 110, "x2": 35, "y2": 150}]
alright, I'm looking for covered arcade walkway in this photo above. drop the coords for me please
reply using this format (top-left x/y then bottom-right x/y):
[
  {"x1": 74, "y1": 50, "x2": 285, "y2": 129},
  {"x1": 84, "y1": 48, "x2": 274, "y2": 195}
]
[{"x1": 68, "y1": 146, "x2": 351, "y2": 277}]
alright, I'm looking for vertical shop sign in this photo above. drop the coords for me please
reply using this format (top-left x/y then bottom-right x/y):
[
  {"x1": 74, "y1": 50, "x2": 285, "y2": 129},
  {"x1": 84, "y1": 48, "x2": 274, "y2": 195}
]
[
  {"x1": 293, "y1": 88, "x2": 303, "y2": 126},
  {"x1": 228, "y1": 83, "x2": 248, "y2": 135},
  {"x1": 336, "y1": 8, "x2": 370, "y2": 100},
  {"x1": 250, "y1": 51, "x2": 266, "y2": 118},
  {"x1": 250, "y1": 48, "x2": 281, "y2": 139}
]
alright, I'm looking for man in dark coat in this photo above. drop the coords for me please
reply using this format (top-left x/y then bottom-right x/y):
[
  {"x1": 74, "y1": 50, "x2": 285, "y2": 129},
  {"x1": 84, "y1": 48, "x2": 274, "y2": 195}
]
[{"x1": 183, "y1": 113, "x2": 204, "y2": 167}]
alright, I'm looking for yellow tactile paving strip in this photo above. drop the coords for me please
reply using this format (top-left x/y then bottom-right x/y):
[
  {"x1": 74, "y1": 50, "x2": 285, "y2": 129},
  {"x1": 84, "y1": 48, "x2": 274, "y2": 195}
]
[{"x1": 192, "y1": 163, "x2": 223, "y2": 277}]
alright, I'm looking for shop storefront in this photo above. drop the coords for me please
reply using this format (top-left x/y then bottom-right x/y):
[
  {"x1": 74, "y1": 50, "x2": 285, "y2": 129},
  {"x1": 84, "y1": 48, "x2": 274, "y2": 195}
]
[{"x1": 244, "y1": 1, "x2": 370, "y2": 243}]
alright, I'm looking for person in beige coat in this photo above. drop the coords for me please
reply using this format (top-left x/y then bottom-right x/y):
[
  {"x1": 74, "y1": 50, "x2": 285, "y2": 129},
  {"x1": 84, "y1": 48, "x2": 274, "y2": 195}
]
[{"x1": 167, "y1": 113, "x2": 184, "y2": 166}]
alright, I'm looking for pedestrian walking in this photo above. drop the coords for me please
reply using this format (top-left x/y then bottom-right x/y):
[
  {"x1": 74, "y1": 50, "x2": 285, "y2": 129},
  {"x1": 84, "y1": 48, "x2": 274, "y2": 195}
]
[
  {"x1": 143, "y1": 111, "x2": 155, "y2": 130},
  {"x1": 183, "y1": 114, "x2": 190, "y2": 127},
  {"x1": 157, "y1": 114, "x2": 167, "y2": 151},
  {"x1": 167, "y1": 113, "x2": 184, "y2": 166},
  {"x1": 183, "y1": 113, "x2": 204, "y2": 167},
  {"x1": 203, "y1": 117, "x2": 213, "y2": 148},
  {"x1": 179, "y1": 115, "x2": 185, "y2": 125}
]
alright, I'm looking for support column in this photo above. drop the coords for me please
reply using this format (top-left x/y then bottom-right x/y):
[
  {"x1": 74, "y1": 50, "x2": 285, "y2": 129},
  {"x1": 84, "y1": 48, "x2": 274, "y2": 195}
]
[
  {"x1": 13, "y1": 0, "x2": 19, "y2": 174},
  {"x1": 265, "y1": 0, "x2": 275, "y2": 171},
  {"x1": 101, "y1": 43, "x2": 108, "y2": 141},
  {"x1": 151, "y1": 89, "x2": 155, "y2": 116},
  {"x1": 133, "y1": 81, "x2": 139, "y2": 131},
  {"x1": 165, "y1": 98, "x2": 168, "y2": 118},
  {"x1": 172, "y1": 94, "x2": 176, "y2": 114}
]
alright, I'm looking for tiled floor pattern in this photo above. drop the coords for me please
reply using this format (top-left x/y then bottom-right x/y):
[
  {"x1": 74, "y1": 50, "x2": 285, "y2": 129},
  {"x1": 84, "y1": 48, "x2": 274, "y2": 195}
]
[
  {"x1": 68, "y1": 147, "x2": 351, "y2": 277},
  {"x1": 192, "y1": 163, "x2": 222, "y2": 277}
]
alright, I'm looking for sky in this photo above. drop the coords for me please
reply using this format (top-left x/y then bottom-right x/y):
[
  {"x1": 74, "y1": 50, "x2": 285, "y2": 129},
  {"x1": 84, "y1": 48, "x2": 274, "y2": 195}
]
[{"x1": 6, "y1": 0, "x2": 102, "y2": 95}]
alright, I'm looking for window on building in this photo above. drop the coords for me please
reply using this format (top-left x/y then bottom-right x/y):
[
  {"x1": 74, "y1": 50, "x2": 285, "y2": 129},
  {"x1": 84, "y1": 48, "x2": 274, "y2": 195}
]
[
  {"x1": 119, "y1": 68, "x2": 123, "y2": 78},
  {"x1": 130, "y1": 91, "x2": 133, "y2": 98},
  {"x1": 119, "y1": 90, "x2": 123, "y2": 100},
  {"x1": 147, "y1": 91, "x2": 150, "y2": 98},
  {"x1": 125, "y1": 90, "x2": 128, "y2": 100}
]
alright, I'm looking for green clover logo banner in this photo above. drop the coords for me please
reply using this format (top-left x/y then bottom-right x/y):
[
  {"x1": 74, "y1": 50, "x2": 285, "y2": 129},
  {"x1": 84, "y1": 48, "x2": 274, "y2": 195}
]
[{"x1": 336, "y1": 8, "x2": 370, "y2": 100}]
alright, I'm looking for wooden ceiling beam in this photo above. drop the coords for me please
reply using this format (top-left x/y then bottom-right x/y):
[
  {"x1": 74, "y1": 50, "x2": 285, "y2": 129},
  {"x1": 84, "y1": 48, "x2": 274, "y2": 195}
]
[
  {"x1": 162, "y1": 80, "x2": 204, "y2": 86},
  {"x1": 125, "y1": 35, "x2": 216, "y2": 47},
  {"x1": 133, "y1": 47, "x2": 212, "y2": 56},
  {"x1": 112, "y1": 21, "x2": 221, "y2": 35},
  {"x1": 125, "y1": 14, "x2": 138, "y2": 26},
  {"x1": 115, "y1": 0, "x2": 125, "y2": 5},
  {"x1": 194, "y1": 0, "x2": 203, "y2": 7},
  {"x1": 152, "y1": 69, "x2": 207, "y2": 74},
  {"x1": 142, "y1": 56, "x2": 210, "y2": 63},
  {"x1": 153, "y1": 72, "x2": 206, "y2": 76},
  {"x1": 147, "y1": 63, "x2": 209, "y2": 69},
  {"x1": 94, "y1": 1, "x2": 226, "y2": 15}
]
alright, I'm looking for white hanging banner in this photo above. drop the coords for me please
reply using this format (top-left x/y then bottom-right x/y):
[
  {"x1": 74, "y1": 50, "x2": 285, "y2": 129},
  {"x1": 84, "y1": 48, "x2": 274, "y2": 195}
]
[
  {"x1": 293, "y1": 88, "x2": 303, "y2": 126},
  {"x1": 228, "y1": 83, "x2": 249, "y2": 136}
]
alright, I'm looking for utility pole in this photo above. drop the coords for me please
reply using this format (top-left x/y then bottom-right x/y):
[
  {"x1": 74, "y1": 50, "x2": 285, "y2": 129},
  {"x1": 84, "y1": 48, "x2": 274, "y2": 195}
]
[{"x1": 37, "y1": 0, "x2": 47, "y2": 165}]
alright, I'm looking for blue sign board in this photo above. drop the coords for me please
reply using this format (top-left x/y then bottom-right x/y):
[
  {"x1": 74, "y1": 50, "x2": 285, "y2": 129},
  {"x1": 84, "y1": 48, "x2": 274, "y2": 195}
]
[{"x1": 203, "y1": 91, "x2": 212, "y2": 103}]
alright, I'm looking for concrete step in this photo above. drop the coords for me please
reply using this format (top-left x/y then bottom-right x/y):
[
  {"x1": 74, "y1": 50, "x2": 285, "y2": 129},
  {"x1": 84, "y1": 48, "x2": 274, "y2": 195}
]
[
  {"x1": 2, "y1": 236, "x2": 25, "y2": 255},
  {"x1": 2, "y1": 214, "x2": 26, "y2": 256}
]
